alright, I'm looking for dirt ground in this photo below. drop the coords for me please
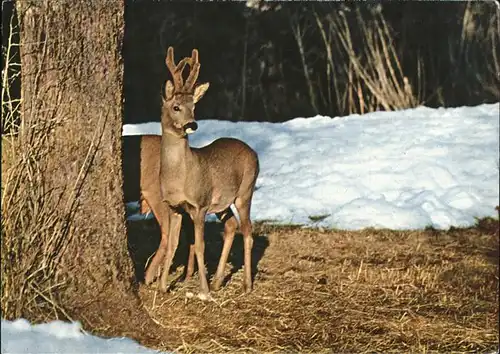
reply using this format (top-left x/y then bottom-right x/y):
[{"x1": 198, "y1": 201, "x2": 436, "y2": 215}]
[{"x1": 120, "y1": 216, "x2": 499, "y2": 353}]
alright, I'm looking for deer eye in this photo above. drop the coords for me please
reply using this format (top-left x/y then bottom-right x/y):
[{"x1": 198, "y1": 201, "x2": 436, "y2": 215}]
[{"x1": 173, "y1": 105, "x2": 181, "y2": 112}]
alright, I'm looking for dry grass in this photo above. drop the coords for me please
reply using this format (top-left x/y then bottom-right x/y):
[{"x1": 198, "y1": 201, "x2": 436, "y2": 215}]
[{"x1": 119, "y1": 217, "x2": 499, "y2": 353}]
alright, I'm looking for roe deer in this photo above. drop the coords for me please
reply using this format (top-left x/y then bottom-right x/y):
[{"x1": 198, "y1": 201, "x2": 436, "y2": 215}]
[
  {"x1": 139, "y1": 135, "x2": 196, "y2": 285},
  {"x1": 158, "y1": 47, "x2": 259, "y2": 296}
]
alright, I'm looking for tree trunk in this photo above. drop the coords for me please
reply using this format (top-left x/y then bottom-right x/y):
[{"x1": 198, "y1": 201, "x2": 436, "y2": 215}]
[{"x1": 12, "y1": 0, "x2": 157, "y2": 340}]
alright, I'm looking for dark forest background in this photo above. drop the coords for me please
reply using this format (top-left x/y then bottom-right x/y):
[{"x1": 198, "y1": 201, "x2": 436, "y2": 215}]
[{"x1": 123, "y1": 1, "x2": 499, "y2": 125}]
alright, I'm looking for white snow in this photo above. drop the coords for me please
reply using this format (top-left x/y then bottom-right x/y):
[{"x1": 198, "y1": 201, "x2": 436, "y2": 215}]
[
  {"x1": 123, "y1": 103, "x2": 499, "y2": 230},
  {"x1": 0, "y1": 319, "x2": 164, "y2": 354}
]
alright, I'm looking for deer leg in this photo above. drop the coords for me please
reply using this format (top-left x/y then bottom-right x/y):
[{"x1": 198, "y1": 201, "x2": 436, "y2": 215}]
[
  {"x1": 143, "y1": 194, "x2": 169, "y2": 285},
  {"x1": 192, "y1": 211, "x2": 210, "y2": 296},
  {"x1": 159, "y1": 209, "x2": 182, "y2": 292},
  {"x1": 182, "y1": 215, "x2": 196, "y2": 281},
  {"x1": 144, "y1": 229, "x2": 168, "y2": 285},
  {"x1": 185, "y1": 243, "x2": 196, "y2": 281},
  {"x1": 212, "y1": 215, "x2": 238, "y2": 291},
  {"x1": 236, "y1": 198, "x2": 254, "y2": 293}
]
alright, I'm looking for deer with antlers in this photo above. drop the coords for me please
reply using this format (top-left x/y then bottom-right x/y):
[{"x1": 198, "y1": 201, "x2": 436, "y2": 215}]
[{"x1": 157, "y1": 47, "x2": 259, "y2": 296}]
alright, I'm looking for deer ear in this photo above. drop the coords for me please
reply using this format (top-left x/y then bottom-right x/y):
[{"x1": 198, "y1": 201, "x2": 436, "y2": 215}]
[
  {"x1": 194, "y1": 82, "x2": 210, "y2": 103},
  {"x1": 165, "y1": 80, "x2": 175, "y2": 100}
]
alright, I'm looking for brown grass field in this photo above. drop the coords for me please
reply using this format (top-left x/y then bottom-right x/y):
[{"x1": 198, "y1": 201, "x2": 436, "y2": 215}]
[{"x1": 121, "y1": 215, "x2": 499, "y2": 353}]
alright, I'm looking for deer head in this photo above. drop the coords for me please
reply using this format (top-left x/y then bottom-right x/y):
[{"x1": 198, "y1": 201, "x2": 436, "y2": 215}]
[{"x1": 161, "y1": 46, "x2": 210, "y2": 138}]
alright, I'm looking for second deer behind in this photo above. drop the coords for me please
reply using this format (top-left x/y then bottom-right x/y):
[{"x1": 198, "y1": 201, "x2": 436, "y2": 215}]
[{"x1": 158, "y1": 47, "x2": 259, "y2": 297}]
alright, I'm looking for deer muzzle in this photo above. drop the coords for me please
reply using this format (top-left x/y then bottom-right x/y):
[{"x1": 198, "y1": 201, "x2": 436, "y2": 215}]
[{"x1": 183, "y1": 121, "x2": 198, "y2": 134}]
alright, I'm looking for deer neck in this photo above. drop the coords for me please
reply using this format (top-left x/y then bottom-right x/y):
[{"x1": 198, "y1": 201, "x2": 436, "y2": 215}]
[{"x1": 159, "y1": 121, "x2": 194, "y2": 178}]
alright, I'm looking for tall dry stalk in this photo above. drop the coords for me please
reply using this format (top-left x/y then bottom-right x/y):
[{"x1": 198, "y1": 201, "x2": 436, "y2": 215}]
[
  {"x1": 314, "y1": 10, "x2": 338, "y2": 114},
  {"x1": 1, "y1": 5, "x2": 21, "y2": 136},
  {"x1": 328, "y1": 7, "x2": 423, "y2": 113},
  {"x1": 290, "y1": 13, "x2": 319, "y2": 115}
]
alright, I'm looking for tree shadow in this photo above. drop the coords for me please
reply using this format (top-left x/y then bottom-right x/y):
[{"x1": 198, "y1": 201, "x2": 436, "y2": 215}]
[
  {"x1": 126, "y1": 213, "x2": 269, "y2": 287},
  {"x1": 126, "y1": 213, "x2": 192, "y2": 283}
]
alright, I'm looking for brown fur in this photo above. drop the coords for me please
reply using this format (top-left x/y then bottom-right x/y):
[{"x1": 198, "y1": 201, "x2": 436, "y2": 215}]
[
  {"x1": 140, "y1": 135, "x2": 196, "y2": 284},
  {"x1": 158, "y1": 47, "x2": 260, "y2": 295}
]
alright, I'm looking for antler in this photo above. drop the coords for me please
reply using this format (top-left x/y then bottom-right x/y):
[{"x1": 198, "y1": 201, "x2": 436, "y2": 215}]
[
  {"x1": 165, "y1": 47, "x2": 189, "y2": 91},
  {"x1": 165, "y1": 47, "x2": 200, "y2": 93},
  {"x1": 184, "y1": 49, "x2": 200, "y2": 92}
]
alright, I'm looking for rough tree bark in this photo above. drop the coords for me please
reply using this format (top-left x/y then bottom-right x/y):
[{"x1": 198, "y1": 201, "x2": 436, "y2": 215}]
[{"x1": 14, "y1": 0, "x2": 159, "y2": 341}]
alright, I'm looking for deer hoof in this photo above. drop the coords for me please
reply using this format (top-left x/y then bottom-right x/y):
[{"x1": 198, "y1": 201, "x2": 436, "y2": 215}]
[
  {"x1": 144, "y1": 273, "x2": 154, "y2": 286},
  {"x1": 158, "y1": 284, "x2": 168, "y2": 293},
  {"x1": 211, "y1": 279, "x2": 222, "y2": 292},
  {"x1": 144, "y1": 264, "x2": 161, "y2": 286},
  {"x1": 158, "y1": 279, "x2": 169, "y2": 292},
  {"x1": 197, "y1": 292, "x2": 212, "y2": 302},
  {"x1": 184, "y1": 271, "x2": 195, "y2": 282},
  {"x1": 243, "y1": 284, "x2": 252, "y2": 294}
]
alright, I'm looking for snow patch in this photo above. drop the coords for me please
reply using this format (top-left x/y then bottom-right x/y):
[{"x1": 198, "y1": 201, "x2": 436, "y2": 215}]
[
  {"x1": 123, "y1": 103, "x2": 499, "y2": 230},
  {"x1": 1, "y1": 319, "x2": 165, "y2": 354}
]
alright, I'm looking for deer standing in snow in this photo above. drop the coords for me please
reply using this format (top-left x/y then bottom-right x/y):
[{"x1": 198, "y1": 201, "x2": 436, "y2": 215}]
[{"x1": 158, "y1": 47, "x2": 259, "y2": 296}]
